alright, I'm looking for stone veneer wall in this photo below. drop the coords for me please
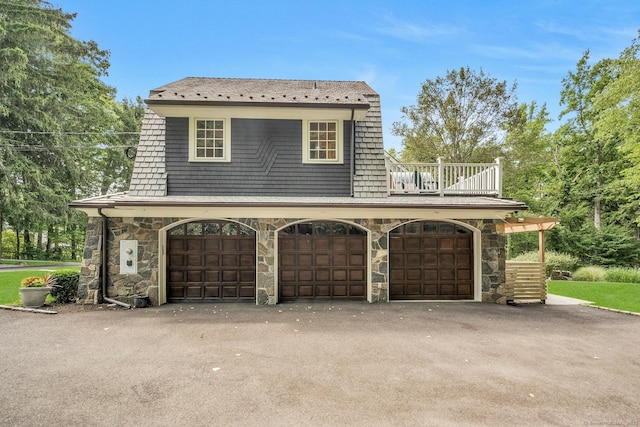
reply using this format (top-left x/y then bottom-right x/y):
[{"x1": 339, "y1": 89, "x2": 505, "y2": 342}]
[{"x1": 78, "y1": 217, "x2": 506, "y2": 306}]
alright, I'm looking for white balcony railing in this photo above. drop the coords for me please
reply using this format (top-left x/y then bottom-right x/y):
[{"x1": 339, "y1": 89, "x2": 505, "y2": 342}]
[{"x1": 387, "y1": 157, "x2": 503, "y2": 197}]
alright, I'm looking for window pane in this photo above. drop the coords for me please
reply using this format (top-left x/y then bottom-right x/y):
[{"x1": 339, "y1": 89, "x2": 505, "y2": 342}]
[
  {"x1": 423, "y1": 223, "x2": 438, "y2": 234},
  {"x1": 405, "y1": 223, "x2": 420, "y2": 234},
  {"x1": 204, "y1": 223, "x2": 220, "y2": 235},
  {"x1": 222, "y1": 223, "x2": 238, "y2": 235},
  {"x1": 328, "y1": 122, "x2": 336, "y2": 131},
  {"x1": 440, "y1": 223, "x2": 454, "y2": 234},
  {"x1": 187, "y1": 223, "x2": 202, "y2": 235},
  {"x1": 333, "y1": 223, "x2": 347, "y2": 235},
  {"x1": 169, "y1": 225, "x2": 185, "y2": 235},
  {"x1": 310, "y1": 122, "x2": 318, "y2": 131},
  {"x1": 298, "y1": 223, "x2": 313, "y2": 235}
]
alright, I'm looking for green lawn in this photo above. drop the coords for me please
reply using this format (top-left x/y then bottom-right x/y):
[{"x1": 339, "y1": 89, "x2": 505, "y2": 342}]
[
  {"x1": 0, "y1": 268, "x2": 79, "y2": 306},
  {"x1": 548, "y1": 280, "x2": 640, "y2": 313}
]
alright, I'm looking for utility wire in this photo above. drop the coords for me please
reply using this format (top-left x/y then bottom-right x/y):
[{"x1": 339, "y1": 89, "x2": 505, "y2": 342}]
[{"x1": 0, "y1": 130, "x2": 140, "y2": 135}]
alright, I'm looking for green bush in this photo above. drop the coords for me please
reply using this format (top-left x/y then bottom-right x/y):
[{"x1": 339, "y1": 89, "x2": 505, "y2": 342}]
[
  {"x1": 604, "y1": 267, "x2": 640, "y2": 284},
  {"x1": 50, "y1": 269, "x2": 79, "y2": 303},
  {"x1": 511, "y1": 250, "x2": 581, "y2": 277},
  {"x1": 572, "y1": 266, "x2": 607, "y2": 282}
]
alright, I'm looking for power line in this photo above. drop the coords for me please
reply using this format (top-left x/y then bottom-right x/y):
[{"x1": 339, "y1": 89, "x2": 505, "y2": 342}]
[{"x1": 0, "y1": 130, "x2": 140, "y2": 135}]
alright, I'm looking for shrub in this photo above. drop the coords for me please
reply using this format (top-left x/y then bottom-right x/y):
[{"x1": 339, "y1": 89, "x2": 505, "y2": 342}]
[
  {"x1": 50, "y1": 270, "x2": 79, "y2": 303},
  {"x1": 511, "y1": 251, "x2": 581, "y2": 277},
  {"x1": 572, "y1": 266, "x2": 607, "y2": 282},
  {"x1": 604, "y1": 267, "x2": 640, "y2": 284}
]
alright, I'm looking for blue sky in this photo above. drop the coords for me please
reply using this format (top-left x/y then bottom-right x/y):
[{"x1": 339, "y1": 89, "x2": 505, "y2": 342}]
[{"x1": 54, "y1": 0, "x2": 639, "y2": 151}]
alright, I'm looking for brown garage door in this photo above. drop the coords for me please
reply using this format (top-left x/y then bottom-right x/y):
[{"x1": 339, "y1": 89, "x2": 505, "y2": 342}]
[
  {"x1": 167, "y1": 221, "x2": 256, "y2": 303},
  {"x1": 279, "y1": 222, "x2": 367, "y2": 301},
  {"x1": 389, "y1": 221, "x2": 474, "y2": 300}
]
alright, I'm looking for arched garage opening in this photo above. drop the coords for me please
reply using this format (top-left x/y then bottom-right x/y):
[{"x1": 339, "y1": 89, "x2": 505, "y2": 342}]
[
  {"x1": 278, "y1": 221, "x2": 367, "y2": 301},
  {"x1": 389, "y1": 221, "x2": 474, "y2": 300},
  {"x1": 166, "y1": 220, "x2": 256, "y2": 303}
]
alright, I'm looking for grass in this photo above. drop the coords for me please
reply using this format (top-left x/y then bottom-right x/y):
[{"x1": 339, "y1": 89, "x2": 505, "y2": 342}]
[
  {"x1": 0, "y1": 267, "x2": 79, "y2": 306},
  {"x1": 0, "y1": 259, "x2": 65, "y2": 266},
  {"x1": 548, "y1": 280, "x2": 640, "y2": 313}
]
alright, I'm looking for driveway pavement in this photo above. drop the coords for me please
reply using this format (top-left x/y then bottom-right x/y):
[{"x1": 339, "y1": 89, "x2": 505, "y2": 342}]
[{"x1": 1, "y1": 301, "x2": 638, "y2": 427}]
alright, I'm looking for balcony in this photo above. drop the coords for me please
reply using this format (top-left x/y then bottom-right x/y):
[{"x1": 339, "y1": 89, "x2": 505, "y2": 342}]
[{"x1": 386, "y1": 156, "x2": 503, "y2": 197}]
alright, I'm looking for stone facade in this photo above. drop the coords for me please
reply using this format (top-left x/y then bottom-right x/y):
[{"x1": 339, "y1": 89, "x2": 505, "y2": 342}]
[{"x1": 78, "y1": 216, "x2": 507, "y2": 306}]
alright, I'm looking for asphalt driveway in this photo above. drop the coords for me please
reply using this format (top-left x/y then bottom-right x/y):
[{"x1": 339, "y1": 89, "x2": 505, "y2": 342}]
[{"x1": 1, "y1": 301, "x2": 638, "y2": 427}]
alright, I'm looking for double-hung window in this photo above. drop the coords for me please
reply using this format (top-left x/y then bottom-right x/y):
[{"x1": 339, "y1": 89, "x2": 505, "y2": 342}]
[
  {"x1": 189, "y1": 118, "x2": 231, "y2": 162},
  {"x1": 303, "y1": 120, "x2": 343, "y2": 164}
]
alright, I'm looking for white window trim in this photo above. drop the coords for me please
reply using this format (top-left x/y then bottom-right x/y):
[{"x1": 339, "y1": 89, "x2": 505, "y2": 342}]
[
  {"x1": 302, "y1": 119, "x2": 344, "y2": 164},
  {"x1": 189, "y1": 117, "x2": 231, "y2": 162}
]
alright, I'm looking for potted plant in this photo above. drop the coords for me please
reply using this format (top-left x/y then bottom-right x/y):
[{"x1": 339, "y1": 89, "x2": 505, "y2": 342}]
[{"x1": 19, "y1": 274, "x2": 57, "y2": 308}]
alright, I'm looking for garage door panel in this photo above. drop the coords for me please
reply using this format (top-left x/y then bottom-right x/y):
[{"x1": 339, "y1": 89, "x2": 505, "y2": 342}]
[
  {"x1": 187, "y1": 254, "x2": 203, "y2": 266},
  {"x1": 298, "y1": 239, "x2": 312, "y2": 251},
  {"x1": 168, "y1": 239, "x2": 186, "y2": 252},
  {"x1": 315, "y1": 238, "x2": 330, "y2": 250},
  {"x1": 349, "y1": 269, "x2": 364, "y2": 281},
  {"x1": 222, "y1": 270, "x2": 237, "y2": 282},
  {"x1": 298, "y1": 285, "x2": 314, "y2": 297},
  {"x1": 222, "y1": 254, "x2": 237, "y2": 266},
  {"x1": 333, "y1": 269, "x2": 347, "y2": 281},
  {"x1": 187, "y1": 240, "x2": 203, "y2": 252},
  {"x1": 334, "y1": 254, "x2": 347, "y2": 266},
  {"x1": 316, "y1": 269, "x2": 330, "y2": 281},
  {"x1": 440, "y1": 253, "x2": 455, "y2": 267},
  {"x1": 240, "y1": 270, "x2": 255, "y2": 282},
  {"x1": 333, "y1": 285, "x2": 348, "y2": 297},
  {"x1": 350, "y1": 284, "x2": 365, "y2": 297},
  {"x1": 169, "y1": 254, "x2": 185, "y2": 267},
  {"x1": 279, "y1": 221, "x2": 367, "y2": 301},
  {"x1": 439, "y1": 238, "x2": 454, "y2": 250},
  {"x1": 298, "y1": 254, "x2": 312, "y2": 265},
  {"x1": 315, "y1": 254, "x2": 330, "y2": 266},
  {"x1": 331, "y1": 238, "x2": 347, "y2": 251},
  {"x1": 390, "y1": 221, "x2": 474, "y2": 300},
  {"x1": 315, "y1": 285, "x2": 331, "y2": 296},
  {"x1": 299, "y1": 270, "x2": 313, "y2": 281},
  {"x1": 406, "y1": 269, "x2": 421, "y2": 281},
  {"x1": 167, "y1": 221, "x2": 256, "y2": 303},
  {"x1": 204, "y1": 286, "x2": 219, "y2": 298},
  {"x1": 280, "y1": 284, "x2": 296, "y2": 298},
  {"x1": 280, "y1": 269, "x2": 295, "y2": 281},
  {"x1": 349, "y1": 254, "x2": 365, "y2": 266},
  {"x1": 348, "y1": 239, "x2": 365, "y2": 251},
  {"x1": 422, "y1": 238, "x2": 438, "y2": 250},
  {"x1": 405, "y1": 237, "x2": 421, "y2": 250},
  {"x1": 169, "y1": 270, "x2": 185, "y2": 282},
  {"x1": 186, "y1": 286, "x2": 202, "y2": 298},
  {"x1": 204, "y1": 239, "x2": 221, "y2": 252}
]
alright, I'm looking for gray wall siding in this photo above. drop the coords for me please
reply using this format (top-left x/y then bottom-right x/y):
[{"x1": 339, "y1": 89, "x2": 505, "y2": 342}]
[{"x1": 165, "y1": 118, "x2": 352, "y2": 196}]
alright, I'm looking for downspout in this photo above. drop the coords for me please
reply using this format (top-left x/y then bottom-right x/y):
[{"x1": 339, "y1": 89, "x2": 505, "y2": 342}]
[
  {"x1": 350, "y1": 108, "x2": 355, "y2": 197},
  {"x1": 98, "y1": 208, "x2": 131, "y2": 309}
]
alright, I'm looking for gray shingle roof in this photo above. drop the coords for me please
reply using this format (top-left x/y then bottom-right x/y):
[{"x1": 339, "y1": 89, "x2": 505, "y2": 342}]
[
  {"x1": 145, "y1": 77, "x2": 375, "y2": 108},
  {"x1": 353, "y1": 94, "x2": 388, "y2": 198},
  {"x1": 128, "y1": 109, "x2": 166, "y2": 197}
]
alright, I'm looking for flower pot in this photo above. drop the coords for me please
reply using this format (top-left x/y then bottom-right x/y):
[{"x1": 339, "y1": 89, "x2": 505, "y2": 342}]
[{"x1": 19, "y1": 287, "x2": 51, "y2": 308}]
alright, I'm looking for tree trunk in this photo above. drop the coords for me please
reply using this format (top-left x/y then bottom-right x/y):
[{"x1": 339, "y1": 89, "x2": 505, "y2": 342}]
[
  {"x1": 0, "y1": 215, "x2": 3, "y2": 261},
  {"x1": 15, "y1": 229, "x2": 20, "y2": 260},
  {"x1": 594, "y1": 140, "x2": 603, "y2": 230},
  {"x1": 23, "y1": 230, "x2": 31, "y2": 259}
]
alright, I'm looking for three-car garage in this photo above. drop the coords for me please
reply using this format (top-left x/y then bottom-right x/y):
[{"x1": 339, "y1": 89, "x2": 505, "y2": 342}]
[{"x1": 165, "y1": 219, "x2": 476, "y2": 303}]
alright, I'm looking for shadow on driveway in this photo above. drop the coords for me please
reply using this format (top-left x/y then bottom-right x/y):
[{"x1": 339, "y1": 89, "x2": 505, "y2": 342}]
[{"x1": 1, "y1": 301, "x2": 638, "y2": 426}]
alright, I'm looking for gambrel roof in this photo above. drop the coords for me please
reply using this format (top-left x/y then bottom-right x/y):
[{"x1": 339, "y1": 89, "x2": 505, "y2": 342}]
[{"x1": 145, "y1": 77, "x2": 374, "y2": 109}]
